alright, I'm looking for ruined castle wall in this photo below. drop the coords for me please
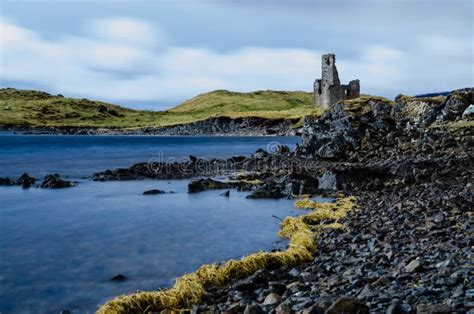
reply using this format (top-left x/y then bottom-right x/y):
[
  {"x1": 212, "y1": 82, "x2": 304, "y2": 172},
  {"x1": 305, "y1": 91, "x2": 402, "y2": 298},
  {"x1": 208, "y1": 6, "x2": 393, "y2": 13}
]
[{"x1": 313, "y1": 54, "x2": 360, "y2": 108}]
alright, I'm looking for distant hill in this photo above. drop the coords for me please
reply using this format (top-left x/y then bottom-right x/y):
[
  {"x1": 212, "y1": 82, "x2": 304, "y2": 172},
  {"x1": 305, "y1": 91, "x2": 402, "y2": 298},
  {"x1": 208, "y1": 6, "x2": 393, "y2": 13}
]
[{"x1": 0, "y1": 88, "x2": 318, "y2": 129}]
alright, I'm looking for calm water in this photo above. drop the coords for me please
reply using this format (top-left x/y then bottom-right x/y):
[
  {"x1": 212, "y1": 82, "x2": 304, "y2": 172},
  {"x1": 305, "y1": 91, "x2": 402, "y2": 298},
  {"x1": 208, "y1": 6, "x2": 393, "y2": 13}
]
[
  {"x1": 0, "y1": 135, "x2": 299, "y2": 178},
  {"x1": 0, "y1": 135, "x2": 320, "y2": 313}
]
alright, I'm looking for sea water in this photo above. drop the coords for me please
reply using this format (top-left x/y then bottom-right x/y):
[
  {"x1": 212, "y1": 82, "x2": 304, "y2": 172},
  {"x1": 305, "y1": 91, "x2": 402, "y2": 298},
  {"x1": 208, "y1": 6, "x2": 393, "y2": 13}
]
[{"x1": 0, "y1": 135, "x2": 315, "y2": 312}]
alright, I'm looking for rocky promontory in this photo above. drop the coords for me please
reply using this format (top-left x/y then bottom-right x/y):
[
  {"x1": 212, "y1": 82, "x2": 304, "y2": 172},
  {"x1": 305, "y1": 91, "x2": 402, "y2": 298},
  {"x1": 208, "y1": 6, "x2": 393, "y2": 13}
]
[{"x1": 96, "y1": 89, "x2": 473, "y2": 313}]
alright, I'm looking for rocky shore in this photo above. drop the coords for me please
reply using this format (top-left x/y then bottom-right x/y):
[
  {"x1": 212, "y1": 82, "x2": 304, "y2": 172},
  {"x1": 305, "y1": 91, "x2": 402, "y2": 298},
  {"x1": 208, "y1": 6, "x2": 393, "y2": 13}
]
[
  {"x1": 95, "y1": 89, "x2": 473, "y2": 313},
  {"x1": 2, "y1": 116, "x2": 301, "y2": 136}
]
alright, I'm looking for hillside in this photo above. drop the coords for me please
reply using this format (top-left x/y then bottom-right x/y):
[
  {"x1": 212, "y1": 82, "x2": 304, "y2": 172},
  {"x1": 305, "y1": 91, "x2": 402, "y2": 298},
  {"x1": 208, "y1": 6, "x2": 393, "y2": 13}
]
[{"x1": 0, "y1": 88, "x2": 318, "y2": 130}]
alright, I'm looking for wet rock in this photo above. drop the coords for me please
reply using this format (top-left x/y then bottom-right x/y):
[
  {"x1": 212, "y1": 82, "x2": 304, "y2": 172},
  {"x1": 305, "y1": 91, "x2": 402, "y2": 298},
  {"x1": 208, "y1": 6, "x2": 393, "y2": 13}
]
[
  {"x1": 247, "y1": 181, "x2": 285, "y2": 199},
  {"x1": 17, "y1": 173, "x2": 35, "y2": 188},
  {"x1": 143, "y1": 189, "x2": 166, "y2": 195},
  {"x1": 188, "y1": 178, "x2": 237, "y2": 193},
  {"x1": 0, "y1": 177, "x2": 14, "y2": 186},
  {"x1": 220, "y1": 190, "x2": 230, "y2": 197},
  {"x1": 110, "y1": 274, "x2": 126, "y2": 282},
  {"x1": 253, "y1": 148, "x2": 270, "y2": 159},
  {"x1": 40, "y1": 174, "x2": 74, "y2": 189}
]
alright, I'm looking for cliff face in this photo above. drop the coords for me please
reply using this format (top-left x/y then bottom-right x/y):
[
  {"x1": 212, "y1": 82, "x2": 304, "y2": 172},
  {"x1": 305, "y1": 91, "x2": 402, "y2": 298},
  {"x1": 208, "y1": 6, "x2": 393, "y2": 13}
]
[{"x1": 296, "y1": 89, "x2": 473, "y2": 160}]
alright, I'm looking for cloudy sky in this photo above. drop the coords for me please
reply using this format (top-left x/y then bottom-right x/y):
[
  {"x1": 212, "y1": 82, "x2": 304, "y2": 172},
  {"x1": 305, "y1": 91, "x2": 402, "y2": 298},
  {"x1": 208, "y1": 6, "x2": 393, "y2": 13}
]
[{"x1": 0, "y1": 0, "x2": 472, "y2": 110}]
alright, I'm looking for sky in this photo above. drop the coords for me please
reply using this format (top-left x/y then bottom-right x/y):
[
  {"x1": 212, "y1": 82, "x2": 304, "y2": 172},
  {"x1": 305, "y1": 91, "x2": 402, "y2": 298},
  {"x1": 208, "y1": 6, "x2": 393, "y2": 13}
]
[{"x1": 0, "y1": 0, "x2": 473, "y2": 110}]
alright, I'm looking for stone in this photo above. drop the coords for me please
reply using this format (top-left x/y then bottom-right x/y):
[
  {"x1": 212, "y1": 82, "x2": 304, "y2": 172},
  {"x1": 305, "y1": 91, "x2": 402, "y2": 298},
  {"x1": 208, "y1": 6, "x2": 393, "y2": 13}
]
[
  {"x1": 299, "y1": 305, "x2": 325, "y2": 314},
  {"x1": 325, "y1": 297, "x2": 369, "y2": 314},
  {"x1": 452, "y1": 285, "x2": 464, "y2": 298},
  {"x1": 244, "y1": 304, "x2": 265, "y2": 314},
  {"x1": 386, "y1": 302, "x2": 405, "y2": 314},
  {"x1": 220, "y1": 190, "x2": 230, "y2": 197},
  {"x1": 275, "y1": 303, "x2": 292, "y2": 314},
  {"x1": 110, "y1": 274, "x2": 126, "y2": 282},
  {"x1": 462, "y1": 104, "x2": 474, "y2": 118},
  {"x1": 143, "y1": 189, "x2": 166, "y2": 195},
  {"x1": 40, "y1": 174, "x2": 74, "y2": 189},
  {"x1": 416, "y1": 304, "x2": 452, "y2": 314},
  {"x1": 313, "y1": 54, "x2": 360, "y2": 108},
  {"x1": 0, "y1": 177, "x2": 14, "y2": 186},
  {"x1": 17, "y1": 173, "x2": 35, "y2": 189},
  {"x1": 263, "y1": 292, "x2": 282, "y2": 305},
  {"x1": 405, "y1": 259, "x2": 422, "y2": 273},
  {"x1": 318, "y1": 172, "x2": 338, "y2": 190},
  {"x1": 188, "y1": 178, "x2": 237, "y2": 193}
]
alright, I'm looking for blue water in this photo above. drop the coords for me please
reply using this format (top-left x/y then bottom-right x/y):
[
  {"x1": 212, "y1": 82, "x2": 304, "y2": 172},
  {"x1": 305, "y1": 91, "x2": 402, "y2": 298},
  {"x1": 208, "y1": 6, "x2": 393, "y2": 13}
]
[
  {"x1": 0, "y1": 135, "x2": 319, "y2": 313},
  {"x1": 0, "y1": 135, "x2": 299, "y2": 178}
]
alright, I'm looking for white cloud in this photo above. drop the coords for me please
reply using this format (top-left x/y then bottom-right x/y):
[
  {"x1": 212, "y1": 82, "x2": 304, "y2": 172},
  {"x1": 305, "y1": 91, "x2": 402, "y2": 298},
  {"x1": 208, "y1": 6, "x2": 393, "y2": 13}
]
[
  {"x1": 0, "y1": 18, "x2": 472, "y2": 110},
  {"x1": 86, "y1": 17, "x2": 164, "y2": 47}
]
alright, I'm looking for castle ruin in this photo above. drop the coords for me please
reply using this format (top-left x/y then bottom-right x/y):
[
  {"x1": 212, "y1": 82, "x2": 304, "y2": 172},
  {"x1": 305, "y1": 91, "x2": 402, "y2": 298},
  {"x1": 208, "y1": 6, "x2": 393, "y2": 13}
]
[{"x1": 313, "y1": 54, "x2": 360, "y2": 108}]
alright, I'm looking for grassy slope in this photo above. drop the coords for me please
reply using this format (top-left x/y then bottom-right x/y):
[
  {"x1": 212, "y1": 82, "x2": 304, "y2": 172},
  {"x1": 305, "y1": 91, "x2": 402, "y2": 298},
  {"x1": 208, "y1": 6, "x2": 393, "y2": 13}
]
[{"x1": 0, "y1": 88, "x2": 319, "y2": 129}]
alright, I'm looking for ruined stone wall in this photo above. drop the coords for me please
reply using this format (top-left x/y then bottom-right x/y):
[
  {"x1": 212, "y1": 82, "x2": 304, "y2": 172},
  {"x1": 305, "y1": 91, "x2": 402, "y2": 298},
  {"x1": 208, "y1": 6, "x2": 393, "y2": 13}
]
[{"x1": 313, "y1": 54, "x2": 360, "y2": 108}]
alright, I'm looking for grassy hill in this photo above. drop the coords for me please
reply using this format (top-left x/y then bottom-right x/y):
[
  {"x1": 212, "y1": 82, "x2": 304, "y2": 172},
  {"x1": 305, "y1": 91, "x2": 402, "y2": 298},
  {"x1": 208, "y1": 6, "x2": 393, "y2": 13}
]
[{"x1": 0, "y1": 88, "x2": 319, "y2": 129}]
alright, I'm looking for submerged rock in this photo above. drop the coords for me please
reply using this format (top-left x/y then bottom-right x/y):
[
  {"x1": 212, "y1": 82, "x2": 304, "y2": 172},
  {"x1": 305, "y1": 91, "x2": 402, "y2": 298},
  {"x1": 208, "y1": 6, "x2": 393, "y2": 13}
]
[
  {"x1": 143, "y1": 189, "x2": 166, "y2": 195},
  {"x1": 110, "y1": 274, "x2": 126, "y2": 282},
  {"x1": 17, "y1": 173, "x2": 35, "y2": 189},
  {"x1": 40, "y1": 174, "x2": 74, "y2": 189},
  {"x1": 0, "y1": 177, "x2": 14, "y2": 186},
  {"x1": 188, "y1": 178, "x2": 238, "y2": 193}
]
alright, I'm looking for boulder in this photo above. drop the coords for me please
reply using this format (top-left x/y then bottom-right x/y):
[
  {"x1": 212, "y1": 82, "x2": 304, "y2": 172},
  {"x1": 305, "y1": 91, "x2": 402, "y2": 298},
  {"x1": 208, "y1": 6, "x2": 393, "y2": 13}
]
[
  {"x1": 109, "y1": 274, "x2": 126, "y2": 282},
  {"x1": 40, "y1": 174, "x2": 75, "y2": 189},
  {"x1": 462, "y1": 104, "x2": 474, "y2": 119},
  {"x1": 0, "y1": 177, "x2": 14, "y2": 186},
  {"x1": 325, "y1": 297, "x2": 369, "y2": 314},
  {"x1": 17, "y1": 173, "x2": 35, "y2": 189},
  {"x1": 263, "y1": 292, "x2": 282, "y2": 305},
  {"x1": 188, "y1": 178, "x2": 237, "y2": 193}
]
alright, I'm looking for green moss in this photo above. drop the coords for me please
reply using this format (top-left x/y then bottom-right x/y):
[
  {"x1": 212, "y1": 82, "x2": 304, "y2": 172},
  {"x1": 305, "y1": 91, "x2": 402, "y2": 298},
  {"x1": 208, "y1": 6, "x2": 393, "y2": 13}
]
[{"x1": 0, "y1": 88, "x2": 317, "y2": 129}]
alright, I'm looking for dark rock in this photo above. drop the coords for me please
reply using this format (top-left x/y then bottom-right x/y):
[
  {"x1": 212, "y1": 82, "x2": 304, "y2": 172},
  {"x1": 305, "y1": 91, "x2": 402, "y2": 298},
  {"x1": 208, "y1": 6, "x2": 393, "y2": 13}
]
[
  {"x1": 17, "y1": 173, "x2": 35, "y2": 188},
  {"x1": 416, "y1": 304, "x2": 453, "y2": 314},
  {"x1": 220, "y1": 190, "x2": 230, "y2": 197},
  {"x1": 143, "y1": 189, "x2": 166, "y2": 195},
  {"x1": 247, "y1": 181, "x2": 285, "y2": 199},
  {"x1": 244, "y1": 304, "x2": 265, "y2": 314},
  {"x1": 40, "y1": 174, "x2": 74, "y2": 189},
  {"x1": 325, "y1": 297, "x2": 369, "y2": 314},
  {"x1": 110, "y1": 274, "x2": 126, "y2": 282},
  {"x1": 385, "y1": 302, "x2": 405, "y2": 314},
  {"x1": 299, "y1": 305, "x2": 325, "y2": 314},
  {"x1": 188, "y1": 178, "x2": 237, "y2": 193},
  {"x1": 0, "y1": 177, "x2": 14, "y2": 186}
]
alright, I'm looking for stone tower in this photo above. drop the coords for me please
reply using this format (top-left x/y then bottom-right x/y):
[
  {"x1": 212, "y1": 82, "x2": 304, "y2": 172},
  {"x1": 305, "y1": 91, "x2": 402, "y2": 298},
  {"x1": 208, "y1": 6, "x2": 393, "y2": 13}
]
[{"x1": 313, "y1": 54, "x2": 360, "y2": 108}]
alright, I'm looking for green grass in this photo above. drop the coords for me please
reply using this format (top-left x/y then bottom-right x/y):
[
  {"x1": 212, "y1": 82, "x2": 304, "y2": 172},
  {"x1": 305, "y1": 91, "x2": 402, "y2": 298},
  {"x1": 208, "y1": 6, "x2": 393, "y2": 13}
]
[{"x1": 0, "y1": 88, "x2": 319, "y2": 129}]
